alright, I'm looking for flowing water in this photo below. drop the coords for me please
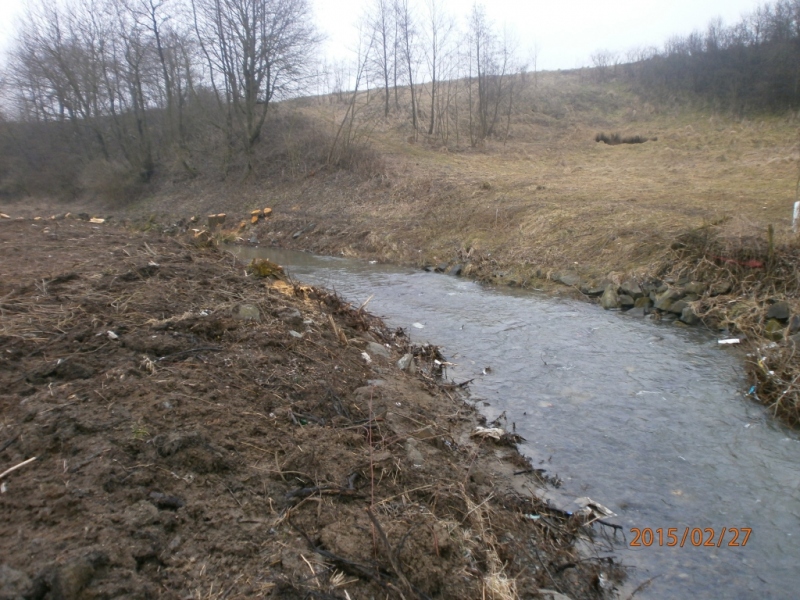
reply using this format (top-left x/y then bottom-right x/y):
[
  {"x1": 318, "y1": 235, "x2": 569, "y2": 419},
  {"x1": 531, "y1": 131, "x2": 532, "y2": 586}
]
[{"x1": 235, "y1": 246, "x2": 800, "y2": 599}]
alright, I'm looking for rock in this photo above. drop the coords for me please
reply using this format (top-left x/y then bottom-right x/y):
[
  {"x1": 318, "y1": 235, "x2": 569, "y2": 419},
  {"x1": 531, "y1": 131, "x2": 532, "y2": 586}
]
[
  {"x1": 618, "y1": 294, "x2": 635, "y2": 308},
  {"x1": 0, "y1": 564, "x2": 32, "y2": 599},
  {"x1": 624, "y1": 306, "x2": 647, "y2": 318},
  {"x1": 434, "y1": 263, "x2": 448, "y2": 273},
  {"x1": 366, "y1": 342, "x2": 390, "y2": 359},
  {"x1": 0, "y1": 213, "x2": 10, "y2": 219},
  {"x1": 556, "y1": 271, "x2": 581, "y2": 287},
  {"x1": 447, "y1": 264, "x2": 463, "y2": 276},
  {"x1": 634, "y1": 296, "x2": 653, "y2": 309},
  {"x1": 640, "y1": 280, "x2": 660, "y2": 294},
  {"x1": 236, "y1": 304, "x2": 260, "y2": 321},
  {"x1": 405, "y1": 438, "x2": 424, "y2": 466},
  {"x1": 766, "y1": 301, "x2": 790, "y2": 321},
  {"x1": 397, "y1": 353, "x2": 414, "y2": 371},
  {"x1": 788, "y1": 332, "x2": 800, "y2": 346},
  {"x1": 764, "y1": 319, "x2": 785, "y2": 341},
  {"x1": 600, "y1": 285, "x2": 620, "y2": 310},
  {"x1": 620, "y1": 280, "x2": 643, "y2": 298},
  {"x1": 581, "y1": 284, "x2": 606, "y2": 297},
  {"x1": 684, "y1": 282, "x2": 707, "y2": 295},
  {"x1": 291, "y1": 230, "x2": 303, "y2": 239},
  {"x1": 277, "y1": 308, "x2": 303, "y2": 326},
  {"x1": 709, "y1": 281, "x2": 732, "y2": 296},
  {"x1": 263, "y1": 208, "x2": 273, "y2": 218},
  {"x1": 680, "y1": 306, "x2": 700, "y2": 325},
  {"x1": 669, "y1": 299, "x2": 689, "y2": 315},
  {"x1": 654, "y1": 289, "x2": 683, "y2": 311},
  {"x1": 788, "y1": 315, "x2": 800, "y2": 334}
]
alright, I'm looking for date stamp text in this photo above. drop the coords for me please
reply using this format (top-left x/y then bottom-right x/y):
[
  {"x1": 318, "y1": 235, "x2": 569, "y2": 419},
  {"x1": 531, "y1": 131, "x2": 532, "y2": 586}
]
[{"x1": 630, "y1": 527, "x2": 751, "y2": 547}]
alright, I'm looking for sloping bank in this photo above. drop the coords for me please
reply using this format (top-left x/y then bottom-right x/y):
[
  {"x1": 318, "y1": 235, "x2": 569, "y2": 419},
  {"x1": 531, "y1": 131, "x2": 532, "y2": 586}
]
[
  {"x1": 0, "y1": 219, "x2": 620, "y2": 600},
  {"x1": 257, "y1": 211, "x2": 800, "y2": 429}
]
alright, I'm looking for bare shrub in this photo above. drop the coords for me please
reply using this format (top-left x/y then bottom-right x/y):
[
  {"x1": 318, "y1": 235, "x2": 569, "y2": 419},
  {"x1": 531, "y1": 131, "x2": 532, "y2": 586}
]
[
  {"x1": 79, "y1": 159, "x2": 145, "y2": 204},
  {"x1": 595, "y1": 132, "x2": 654, "y2": 145}
]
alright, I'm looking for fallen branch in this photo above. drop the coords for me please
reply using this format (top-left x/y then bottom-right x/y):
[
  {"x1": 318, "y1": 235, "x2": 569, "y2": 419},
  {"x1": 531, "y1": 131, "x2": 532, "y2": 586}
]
[
  {"x1": 0, "y1": 456, "x2": 37, "y2": 480},
  {"x1": 286, "y1": 485, "x2": 365, "y2": 501}
]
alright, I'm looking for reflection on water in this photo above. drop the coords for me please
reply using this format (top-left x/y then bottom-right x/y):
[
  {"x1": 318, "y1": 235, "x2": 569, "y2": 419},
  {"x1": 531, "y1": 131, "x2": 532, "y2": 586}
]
[{"x1": 234, "y1": 246, "x2": 800, "y2": 599}]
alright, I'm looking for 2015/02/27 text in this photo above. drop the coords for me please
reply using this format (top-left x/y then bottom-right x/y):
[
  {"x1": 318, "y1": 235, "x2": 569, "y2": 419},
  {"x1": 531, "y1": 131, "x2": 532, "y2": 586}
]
[{"x1": 629, "y1": 527, "x2": 751, "y2": 548}]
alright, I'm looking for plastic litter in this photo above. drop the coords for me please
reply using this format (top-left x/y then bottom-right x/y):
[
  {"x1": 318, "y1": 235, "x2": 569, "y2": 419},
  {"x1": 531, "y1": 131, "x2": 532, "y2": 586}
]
[{"x1": 574, "y1": 496, "x2": 617, "y2": 519}]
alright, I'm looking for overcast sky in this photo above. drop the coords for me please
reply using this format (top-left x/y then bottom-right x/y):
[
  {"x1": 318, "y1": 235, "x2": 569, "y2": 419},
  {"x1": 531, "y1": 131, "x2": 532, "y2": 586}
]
[
  {"x1": 315, "y1": 0, "x2": 765, "y2": 71},
  {"x1": 0, "y1": 0, "x2": 767, "y2": 71}
]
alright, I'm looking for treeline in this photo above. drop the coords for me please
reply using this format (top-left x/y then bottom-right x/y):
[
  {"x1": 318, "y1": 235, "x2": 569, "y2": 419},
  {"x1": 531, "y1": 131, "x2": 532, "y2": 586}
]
[
  {"x1": 333, "y1": 0, "x2": 526, "y2": 148},
  {"x1": 617, "y1": 0, "x2": 800, "y2": 112},
  {"x1": 0, "y1": 0, "x2": 526, "y2": 200},
  {"x1": 0, "y1": 0, "x2": 322, "y2": 198}
]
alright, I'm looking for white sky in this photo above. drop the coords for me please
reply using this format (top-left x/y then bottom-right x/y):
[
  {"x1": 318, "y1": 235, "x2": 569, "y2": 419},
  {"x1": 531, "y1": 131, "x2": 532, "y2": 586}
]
[
  {"x1": 314, "y1": 0, "x2": 766, "y2": 71},
  {"x1": 0, "y1": 0, "x2": 767, "y2": 71}
]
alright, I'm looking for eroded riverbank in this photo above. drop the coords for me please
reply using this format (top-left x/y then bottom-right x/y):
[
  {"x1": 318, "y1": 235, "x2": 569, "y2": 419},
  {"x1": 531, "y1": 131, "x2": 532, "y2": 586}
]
[
  {"x1": 233, "y1": 244, "x2": 800, "y2": 600},
  {"x1": 0, "y1": 218, "x2": 618, "y2": 599}
]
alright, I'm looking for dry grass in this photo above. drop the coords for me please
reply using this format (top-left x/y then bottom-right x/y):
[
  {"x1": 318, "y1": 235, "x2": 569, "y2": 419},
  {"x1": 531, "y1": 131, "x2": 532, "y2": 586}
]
[
  {"x1": 12, "y1": 70, "x2": 799, "y2": 425},
  {"x1": 658, "y1": 217, "x2": 800, "y2": 425},
  {"x1": 209, "y1": 71, "x2": 798, "y2": 283}
]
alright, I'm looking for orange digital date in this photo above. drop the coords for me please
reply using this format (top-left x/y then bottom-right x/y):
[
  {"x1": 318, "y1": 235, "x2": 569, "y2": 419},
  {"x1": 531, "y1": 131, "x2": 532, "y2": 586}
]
[{"x1": 629, "y1": 527, "x2": 751, "y2": 547}]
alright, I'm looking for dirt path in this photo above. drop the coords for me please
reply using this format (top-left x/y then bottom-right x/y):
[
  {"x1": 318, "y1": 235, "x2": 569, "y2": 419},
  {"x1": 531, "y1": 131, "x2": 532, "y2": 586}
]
[{"x1": 0, "y1": 219, "x2": 619, "y2": 599}]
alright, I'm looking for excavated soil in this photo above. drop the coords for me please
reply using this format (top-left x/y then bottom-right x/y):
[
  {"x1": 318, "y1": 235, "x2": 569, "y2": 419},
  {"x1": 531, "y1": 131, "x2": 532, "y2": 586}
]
[{"x1": 0, "y1": 218, "x2": 621, "y2": 599}]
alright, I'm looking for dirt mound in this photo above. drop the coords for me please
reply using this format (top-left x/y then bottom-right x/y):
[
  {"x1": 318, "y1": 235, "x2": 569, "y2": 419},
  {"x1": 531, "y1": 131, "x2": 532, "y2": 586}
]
[{"x1": 0, "y1": 219, "x2": 620, "y2": 599}]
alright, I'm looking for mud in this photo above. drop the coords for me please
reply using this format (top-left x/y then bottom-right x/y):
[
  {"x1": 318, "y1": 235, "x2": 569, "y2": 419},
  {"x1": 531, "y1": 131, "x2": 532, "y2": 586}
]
[{"x1": 0, "y1": 219, "x2": 619, "y2": 599}]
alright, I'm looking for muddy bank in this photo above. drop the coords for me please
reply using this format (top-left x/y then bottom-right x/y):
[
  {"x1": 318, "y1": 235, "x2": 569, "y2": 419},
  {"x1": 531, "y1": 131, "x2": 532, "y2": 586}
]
[
  {"x1": 0, "y1": 219, "x2": 620, "y2": 599},
  {"x1": 242, "y1": 211, "x2": 800, "y2": 427}
]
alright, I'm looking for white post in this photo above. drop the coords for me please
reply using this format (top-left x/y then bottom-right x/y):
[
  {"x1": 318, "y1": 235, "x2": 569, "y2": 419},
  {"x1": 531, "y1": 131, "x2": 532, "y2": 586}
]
[{"x1": 794, "y1": 201, "x2": 800, "y2": 234}]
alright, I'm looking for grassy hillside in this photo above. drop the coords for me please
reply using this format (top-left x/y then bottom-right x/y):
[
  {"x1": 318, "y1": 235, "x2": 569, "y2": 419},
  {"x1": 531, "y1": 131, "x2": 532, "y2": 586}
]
[
  {"x1": 4, "y1": 69, "x2": 800, "y2": 424},
  {"x1": 111, "y1": 70, "x2": 799, "y2": 282}
]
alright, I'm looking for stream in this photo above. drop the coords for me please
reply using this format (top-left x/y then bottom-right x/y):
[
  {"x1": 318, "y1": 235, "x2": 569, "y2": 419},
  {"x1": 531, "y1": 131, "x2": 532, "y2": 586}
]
[{"x1": 234, "y1": 246, "x2": 800, "y2": 599}]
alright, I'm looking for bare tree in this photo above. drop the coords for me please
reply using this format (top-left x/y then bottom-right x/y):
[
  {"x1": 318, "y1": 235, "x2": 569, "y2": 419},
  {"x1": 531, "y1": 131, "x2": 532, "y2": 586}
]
[
  {"x1": 367, "y1": 0, "x2": 394, "y2": 118},
  {"x1": 191, "y1": 0, "x2": 319, "y2": 167},
  {"x1": 422, "y1": 0, "x2": 453, "y2": 135},
  {"x1": 394, "y1": 0, "x2": 419, "y2": 131}
]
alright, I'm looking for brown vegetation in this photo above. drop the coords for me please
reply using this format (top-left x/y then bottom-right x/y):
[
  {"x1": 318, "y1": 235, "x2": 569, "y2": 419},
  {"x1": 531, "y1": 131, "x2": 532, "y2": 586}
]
[
  {"x1": 0, "y1": 218, "x2": 621, "y2": 599},
  {"x1": 594, "y1": 133, "x2": 653, "y2": 145}
]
